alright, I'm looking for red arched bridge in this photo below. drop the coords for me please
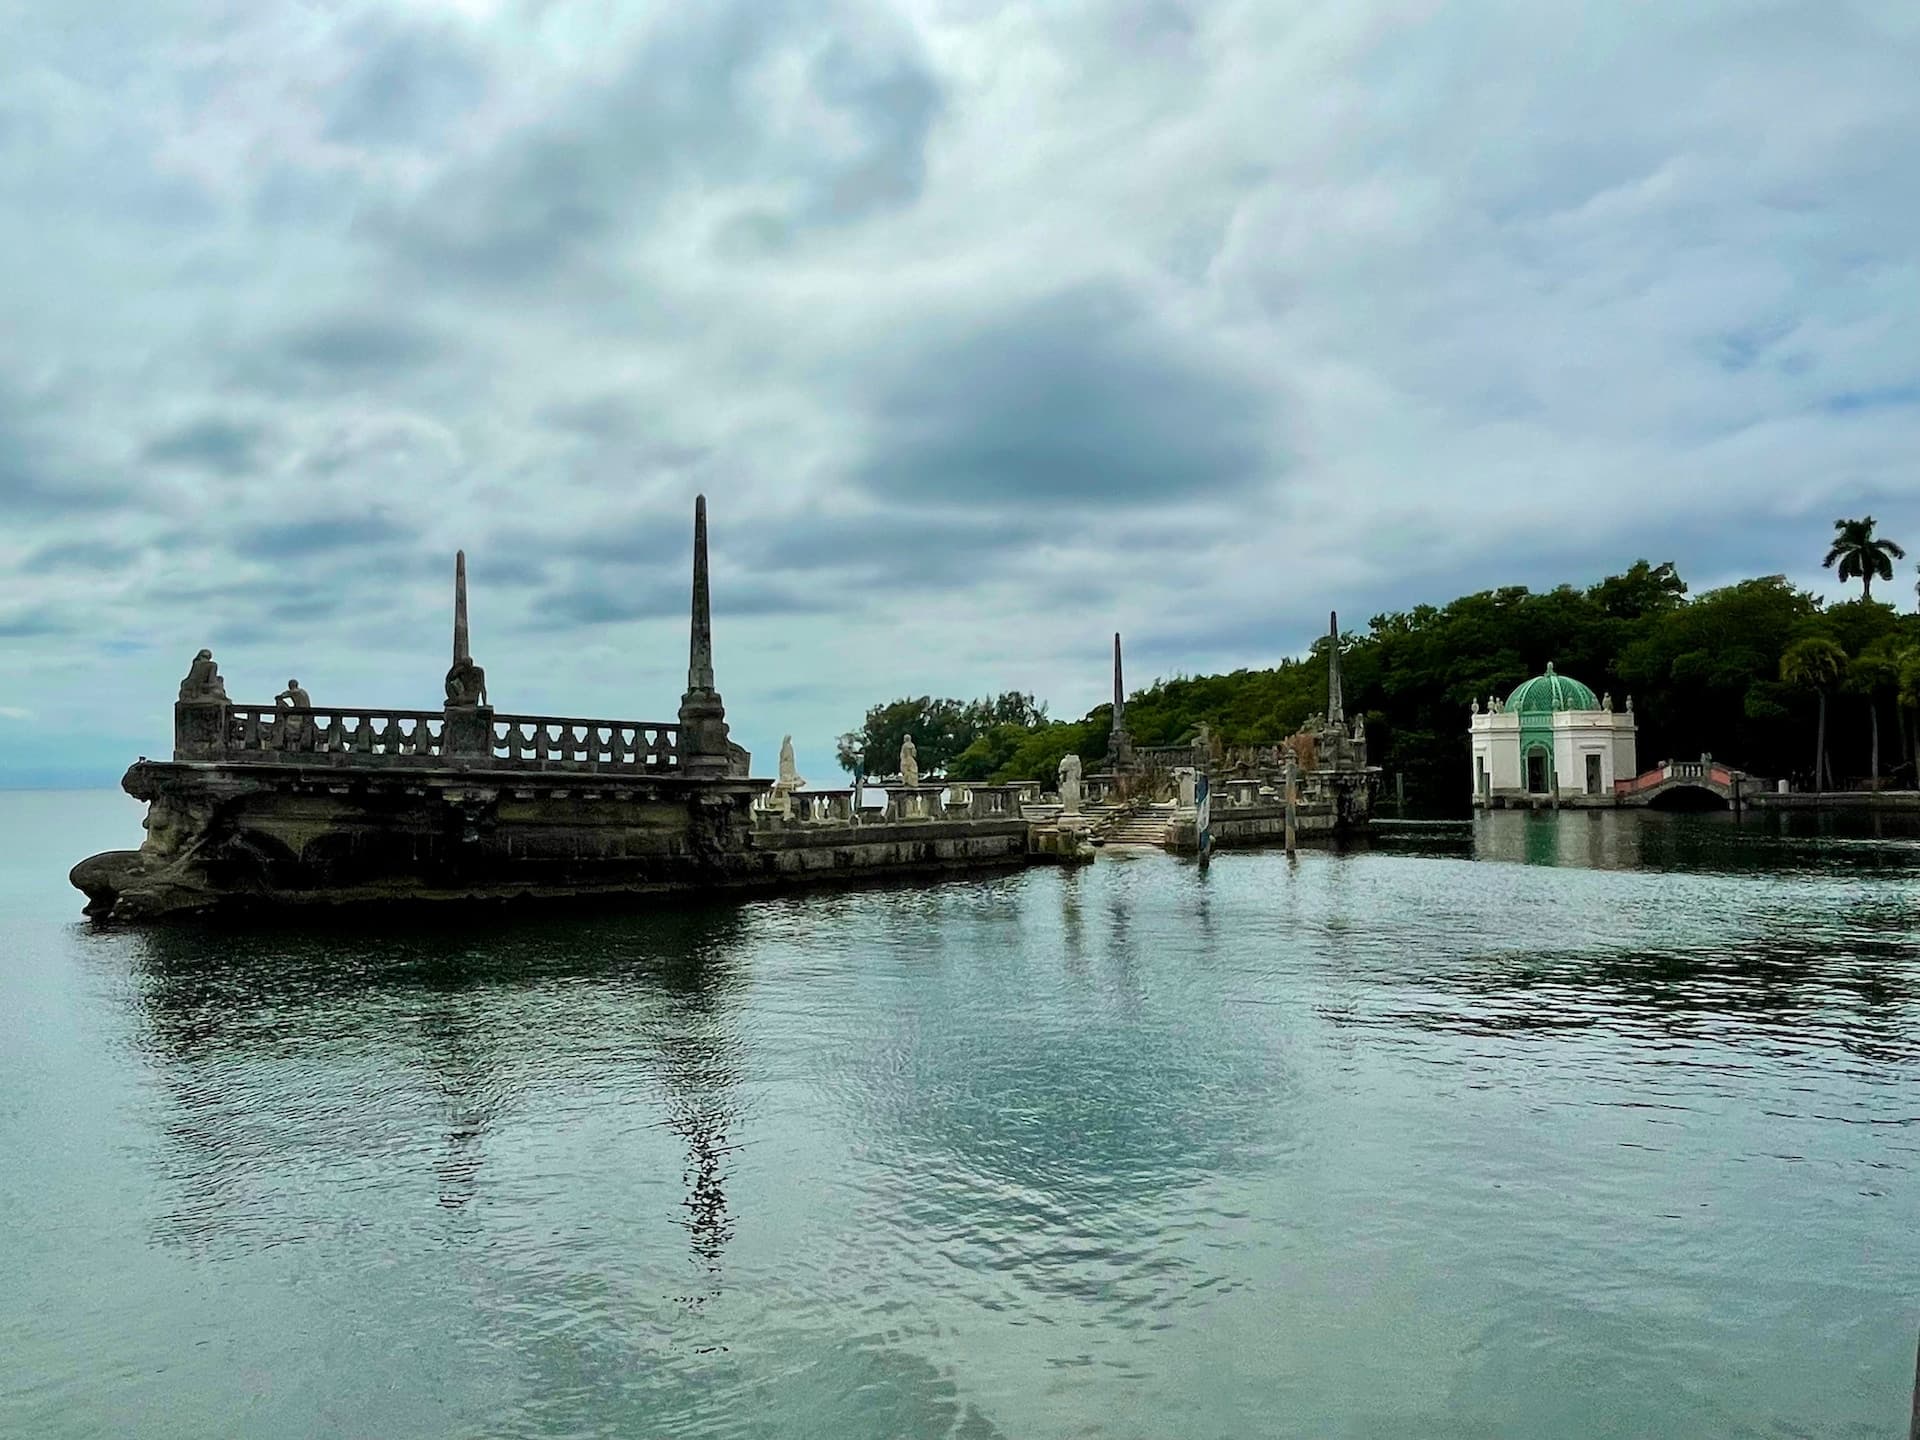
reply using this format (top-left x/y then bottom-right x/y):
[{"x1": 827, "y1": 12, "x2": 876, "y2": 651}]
[{"x1": 1614, "y1": 757, "x2": 1764, "y2": 809}]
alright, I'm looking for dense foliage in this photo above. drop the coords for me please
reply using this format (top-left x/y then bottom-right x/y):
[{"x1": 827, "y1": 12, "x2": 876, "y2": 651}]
[{"x1": 839, "y1": 551, "x2": 1920, "y2": 813}]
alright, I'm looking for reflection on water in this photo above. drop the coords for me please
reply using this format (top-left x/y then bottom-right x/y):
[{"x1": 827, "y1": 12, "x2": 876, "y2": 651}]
[
  {"x1": 127, "y1": 907, "x2": 751, "y2": 1292},
  {"x1": 3, "y1": 794, "x2": 1919, "y2": 1439}
]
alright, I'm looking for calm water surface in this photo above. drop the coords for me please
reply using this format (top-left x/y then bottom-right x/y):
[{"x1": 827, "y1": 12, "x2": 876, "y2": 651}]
[{"x1": 3, "y1": 792, "x2": 1917, "y2": 1438}]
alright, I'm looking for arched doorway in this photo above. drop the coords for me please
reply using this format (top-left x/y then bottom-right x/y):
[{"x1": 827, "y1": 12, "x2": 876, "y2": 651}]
[{"x1": 1524, "y1": 744, "x2": 1552, "y2": 795}]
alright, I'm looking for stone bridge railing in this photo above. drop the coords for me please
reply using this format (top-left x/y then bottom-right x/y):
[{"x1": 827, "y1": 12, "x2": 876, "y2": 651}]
[
  {"x1": 176, "y1": 702, "x2": 683, "y2": 774},
  {"x1": 1615, "y1": 758, "x2": 1735, "y2": 795},
  {"x1": 752, "y1": 782, "x2": 1038, "y2": 827}
]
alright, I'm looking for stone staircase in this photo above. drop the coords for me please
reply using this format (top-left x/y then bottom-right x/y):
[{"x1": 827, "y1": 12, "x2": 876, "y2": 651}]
[{"x1": 1098, "y1": 802, "x2": 1176, "y2": 849}]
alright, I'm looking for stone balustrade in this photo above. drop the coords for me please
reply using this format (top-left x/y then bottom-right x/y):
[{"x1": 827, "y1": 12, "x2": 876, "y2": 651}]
[
  {"x1": 198, "y1": 705, "x2": 449, "y2": 763},
  {"x1": 490, "y1": 713, "x2": 679, "y2": 771},
  {"x1": 176, "y1": 701, "x2": 683, "y2": 774}
]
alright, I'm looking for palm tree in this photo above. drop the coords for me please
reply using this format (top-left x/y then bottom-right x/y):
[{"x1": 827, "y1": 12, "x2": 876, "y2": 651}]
[
  {"x1": 1823, "y1": 516, "x2": 1906, "y2": 600},
  {"x1": 1848, "y1": 641, "x2": 1904, "y2": 789},
  {"x1": 1781, "y1": 636, "x2": 1847, "y2": 791}
]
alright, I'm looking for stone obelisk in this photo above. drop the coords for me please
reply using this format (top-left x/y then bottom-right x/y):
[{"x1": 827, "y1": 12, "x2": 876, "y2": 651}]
[
  {"x1": 442, "y1": 549, "x2": 494, "y2": 754},
  {"x1": 677, "y1": 495, "x2": 733, "y2": 777},
  {"x1": 1106, "y1": 631, "x2": 1133, "y2": 771},
  {"x1": 453, "y1": 550, "x2": 470, "y2": 666},
  {"x1": 1326, "y1": 610, "x2": 1344, "y2": 726}
]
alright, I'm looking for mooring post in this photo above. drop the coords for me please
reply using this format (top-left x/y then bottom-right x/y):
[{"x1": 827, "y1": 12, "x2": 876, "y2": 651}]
[
  {"x1": 1396, "y1": 770, "x2": 1406, "y2": 816},
  {"x1": 1284, "y1": 752, "x2": 1298, "y2": 855}
]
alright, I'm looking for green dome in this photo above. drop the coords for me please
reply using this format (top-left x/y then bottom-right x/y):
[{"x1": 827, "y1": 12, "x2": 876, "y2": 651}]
[{"x1": 1506, "y1": 663, "x2": 1600, "y2": 714}]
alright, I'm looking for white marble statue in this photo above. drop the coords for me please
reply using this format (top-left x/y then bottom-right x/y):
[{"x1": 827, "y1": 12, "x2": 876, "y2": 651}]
[
  {"x1": 1601, "y1": 692, "x2": 1613, "y2": 713},
  {"x1": 777, "y1": 735, "x2": 805, "y2": 790},
  {"x1": 1471, "y1": 696, "x2": 1481, "y2": 715},
  {"x1": 1057, "y1": 751, "x2": 1083, "y2": 814},
  {"x1": 899, "y1": 735, "x2": 919, "y2": 788}
]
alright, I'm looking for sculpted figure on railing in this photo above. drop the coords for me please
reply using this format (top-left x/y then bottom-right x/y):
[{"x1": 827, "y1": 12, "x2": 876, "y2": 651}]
[
  {"x1": 445, "y1": 656, "x2": 489, "y2": 708},
  {"x1": 178, "y1": 649, "x2": 228, "y2": 703},
  {"x1": 899, "y1": 735, "x2": 919, "y2": 788}
]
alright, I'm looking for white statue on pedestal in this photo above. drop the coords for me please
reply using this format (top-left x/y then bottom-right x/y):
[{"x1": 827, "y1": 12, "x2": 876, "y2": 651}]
[
  {"x1": 899, "y1": 735, "x2": 919, "y2": 788},
  {"x1": 777, "y1": 735, "x2": 805, "y2": 790},
  {"x1": 1057, "y1": 752, "x2": 1083, "y2": 814}
]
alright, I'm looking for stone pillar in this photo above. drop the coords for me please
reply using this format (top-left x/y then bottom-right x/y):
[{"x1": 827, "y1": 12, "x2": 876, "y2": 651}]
[
  {"x1": 442, "y1": 549, "x2": 494, "y2": 757},
  {"x1": 1107, "y1": 631, "x2": 1134, "y2": 771},
  {"x1": 443, "y1": 705, "x2": 494, "y2": 758},
  {"x1": 677, "y1": 494, "x2": 733, "y2": 777},
  {"x1": 453, "y1": 550, "x2": 470, "y2": 667},
  {"x1": 1325, "y1": 610, "x2": 1344, "y2": 727},
  {"x1": 174, "y1": 701, "x2": 228, "y2": 760}
]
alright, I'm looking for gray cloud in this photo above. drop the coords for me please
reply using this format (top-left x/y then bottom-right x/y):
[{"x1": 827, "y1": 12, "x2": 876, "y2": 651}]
[
  {"x1": 4, "y1": 0, "x2": 1920, "y2": 786},
  {"x1": 365, "y1": 1, "x2": 943, "y2": 286},
  {"x1": 21, "y1": 540, "x2": 144, "y2": 574},
  {"x1": 271, "y1": 316, "x2": 448, "y2": 381},
  {"x1": 142, "y1": 418, "x2": 268, "y2": 475},
  {"x1": 238, "y1": 514, "x2": 406, "y2": 559},
  {"x1": 321, "y1": 20, "x2": 490, "y2": 150},
  {"x1": 852, "y1": 284, "x2": 1279, "y2": 508}
]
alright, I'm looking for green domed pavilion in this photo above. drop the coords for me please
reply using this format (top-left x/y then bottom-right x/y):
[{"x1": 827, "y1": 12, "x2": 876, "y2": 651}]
[
  {"x1": 1505, "y1": 663, "x2": 1600, "y2": 715},
  {"x1": 1471, "y1": 662, "x2": 1634, "y2": 807}
]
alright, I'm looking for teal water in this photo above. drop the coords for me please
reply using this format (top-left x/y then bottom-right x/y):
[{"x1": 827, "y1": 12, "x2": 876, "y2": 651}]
[{"x1": 3, "y1": 792, "x2": 1917, "y2": 1438}]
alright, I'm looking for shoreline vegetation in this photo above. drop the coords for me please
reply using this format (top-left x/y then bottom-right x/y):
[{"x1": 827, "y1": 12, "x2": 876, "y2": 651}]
[{"x1": 841, "y1": 531, "x2": 1920, "y2": 814}]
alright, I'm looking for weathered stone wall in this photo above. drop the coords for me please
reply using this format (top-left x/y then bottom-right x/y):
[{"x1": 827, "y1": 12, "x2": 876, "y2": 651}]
[
  {"x1": 1166, "y1": 803, "x2": 1344, "y2": 852},
  {"x1": 73, "y1": 761, "x2": 1036, "y2": 919}
]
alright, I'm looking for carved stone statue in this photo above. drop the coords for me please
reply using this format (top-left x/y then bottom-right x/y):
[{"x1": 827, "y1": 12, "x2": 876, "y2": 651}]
[
  {"x1": 1471, "y1": 696, "x2": 1481, "y2": 715},
  {"x1": 777, "y1": 735, "x2": 805, "y2": 790},
  {"x1": 1601, "y1": 691, "x2": 1613, "y2": 712},
  {"x1": 1057, "y1": 751, "x2": 1083, "y2": 814},
  {"x1": 1625, "y1": 695, "x2": 1635, "y2": 714},
  {"x1": 178, "y1": 649, "x2": 227, "y2": 703},
  {"x1": 274, "y1": 678, "x2": 312, "y2": 744},
  {"x1": 899, "y1": 735, "x2": 919, "y2": 788},
  {"x1": 445, "y1": 656, "x2": 489, "y2": 708}
]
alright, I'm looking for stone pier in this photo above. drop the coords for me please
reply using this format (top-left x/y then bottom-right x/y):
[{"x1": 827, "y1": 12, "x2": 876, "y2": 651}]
[{"x1": 70, "y1": 499, "x2": 1051, "y2": 921}]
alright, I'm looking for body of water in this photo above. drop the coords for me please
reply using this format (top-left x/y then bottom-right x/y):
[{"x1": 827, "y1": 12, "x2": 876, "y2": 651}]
[{"x1": 4, "y1": 791, "x2": 1917, "y2": 1437}]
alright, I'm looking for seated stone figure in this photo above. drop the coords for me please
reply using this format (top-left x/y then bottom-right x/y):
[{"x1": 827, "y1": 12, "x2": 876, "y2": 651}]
[
  {"x1": 275, "y1": 678, "x2": 313, "y2": 745},
  {"x1": 177, "y1": 649, "x2": 228, "y2": 703},
  {"x1": 445, "y1": 656, "x2": 489, "y2": 708}
]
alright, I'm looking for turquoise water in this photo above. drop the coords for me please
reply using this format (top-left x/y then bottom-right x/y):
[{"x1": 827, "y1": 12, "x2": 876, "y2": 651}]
[{"x1": 3, "y1": 792, "x2": 1917, "y2": 1438}]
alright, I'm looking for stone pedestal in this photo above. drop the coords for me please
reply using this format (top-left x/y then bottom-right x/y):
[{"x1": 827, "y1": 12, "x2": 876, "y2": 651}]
[
  {"x1": 442, "y1": 704, "x2": 494, "y2": 758},
  {"x1": 174, "y1": 701, "x2": 228, "y2": 760},
  {"x1": 678, "y1": 688, "x2": 733, "y2": 778}
]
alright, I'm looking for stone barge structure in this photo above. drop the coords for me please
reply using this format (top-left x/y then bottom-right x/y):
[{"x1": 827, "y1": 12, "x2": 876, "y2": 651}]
[{"x1": 71, "y1": 500, "x2": 1055, "y2": 922}]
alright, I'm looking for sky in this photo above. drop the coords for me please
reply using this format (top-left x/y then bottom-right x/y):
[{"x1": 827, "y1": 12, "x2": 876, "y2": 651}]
[{"x1": 4, "y1": 0, "x2": 1919, "y2": 787}]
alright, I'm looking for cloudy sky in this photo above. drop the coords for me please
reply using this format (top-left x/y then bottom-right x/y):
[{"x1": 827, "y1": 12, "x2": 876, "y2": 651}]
[{"x1": 4, "y1": 0, "x2": 1918, "y2": 785}]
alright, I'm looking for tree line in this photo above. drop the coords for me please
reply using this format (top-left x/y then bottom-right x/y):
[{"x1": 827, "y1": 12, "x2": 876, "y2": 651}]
[{"x1": 837, "y1": 518, "x2": 1920, "y2": 811}]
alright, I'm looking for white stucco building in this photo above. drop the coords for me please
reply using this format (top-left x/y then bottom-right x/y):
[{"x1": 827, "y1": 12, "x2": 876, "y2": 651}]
[{"x1": 1469, "y1": 664, "x2": 1637, "y2": 807}]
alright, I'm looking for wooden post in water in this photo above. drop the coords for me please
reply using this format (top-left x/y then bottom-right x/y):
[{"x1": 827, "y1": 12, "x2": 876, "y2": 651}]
[
  {"x1": 1395, "y1": 770, "x2": 1406, "y2": 816},
  {"x1": 1284, "y1": 751, "x2": 1298, "y2": 855}
]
